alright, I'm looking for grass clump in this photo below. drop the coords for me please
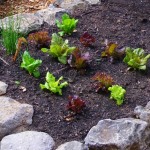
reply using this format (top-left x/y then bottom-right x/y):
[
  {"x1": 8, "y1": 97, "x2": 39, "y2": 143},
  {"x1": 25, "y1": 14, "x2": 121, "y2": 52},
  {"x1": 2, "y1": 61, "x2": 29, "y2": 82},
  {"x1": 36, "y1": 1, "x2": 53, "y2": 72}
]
[{"x1": 0, "y1": 15, "x2": 22, "y2": 55}]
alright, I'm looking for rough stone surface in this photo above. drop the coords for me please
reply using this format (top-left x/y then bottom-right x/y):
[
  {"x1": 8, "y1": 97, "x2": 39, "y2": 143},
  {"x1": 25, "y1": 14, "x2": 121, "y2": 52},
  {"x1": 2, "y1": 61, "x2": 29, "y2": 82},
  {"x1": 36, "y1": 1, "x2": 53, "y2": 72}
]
[
  {"x1": 84, "y1": 118, "x2": 150, "y2": 150},
  {"x1": 0, "y1": 0, "x2": 101, "y2": 34},
  {"x1": 35, "y1": 5, "x2": 66, "y2": 26},
  {"x1": 85, "y1": 0, "x2": 100, "y2": 5},
  {"x1": 54, "y1": 0, "x2": 88, "y2": 14},
  {"x1": 1, "y1": 131, "x2": 55, "y2": 150},
  {"x1": 0, "y1": 81, "x2": 8, "y2": 95},
  {"x1": 0, "y1": 5, "x2": 66, "y2": 34},
  {"x1": 0, "y1": 96, "x2": 34, "y2": 139},
  {"x1": 0, "y1": 13, "x2": 43, "y2": 34},
  {"x1": 134, "y1": 101, "x2": 150, "y2": 124},
  {"x1": 56, "y1": 141, "x2": 88, "y2": 150}
]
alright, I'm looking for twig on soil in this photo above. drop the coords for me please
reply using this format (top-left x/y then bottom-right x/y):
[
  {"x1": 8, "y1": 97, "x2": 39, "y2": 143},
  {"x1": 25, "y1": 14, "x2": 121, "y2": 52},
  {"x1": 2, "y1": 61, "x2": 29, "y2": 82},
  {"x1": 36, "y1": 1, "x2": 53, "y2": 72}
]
[
  {"x1": 0, "y1": 56, "x2": 9, "y2": 65},
  {"x1": 52, "y1": 66, "x2": 69, "y2": 75}
]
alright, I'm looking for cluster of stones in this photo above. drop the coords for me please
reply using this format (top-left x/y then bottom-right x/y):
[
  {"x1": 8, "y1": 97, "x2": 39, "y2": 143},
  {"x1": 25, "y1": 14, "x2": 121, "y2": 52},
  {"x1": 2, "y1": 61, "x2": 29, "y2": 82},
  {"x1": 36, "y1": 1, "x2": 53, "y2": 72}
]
[
  {"x1": 0, "y1": 0, "x2": 100, "y2": 34},
  {"x1": 0, "y1": 0, "x2": 150, "y2": 149},
  {"x1": 1, "y1": 80, "x2": 150, "y2": 150}
]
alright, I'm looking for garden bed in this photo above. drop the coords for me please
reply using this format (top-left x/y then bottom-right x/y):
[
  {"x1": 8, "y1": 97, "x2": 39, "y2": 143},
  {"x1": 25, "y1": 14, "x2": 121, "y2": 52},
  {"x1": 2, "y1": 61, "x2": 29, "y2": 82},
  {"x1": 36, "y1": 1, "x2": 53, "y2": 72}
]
[{"x1": 0, "y1": 0, "x2": 150, "y2": 148}]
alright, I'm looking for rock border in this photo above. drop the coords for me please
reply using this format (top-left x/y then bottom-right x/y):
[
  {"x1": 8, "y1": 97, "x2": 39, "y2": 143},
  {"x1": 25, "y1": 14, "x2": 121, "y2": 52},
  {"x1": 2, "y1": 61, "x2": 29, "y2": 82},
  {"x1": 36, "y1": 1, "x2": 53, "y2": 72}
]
[{"x1": 1, "y1": 0, "x2": 150, "y2": 149}]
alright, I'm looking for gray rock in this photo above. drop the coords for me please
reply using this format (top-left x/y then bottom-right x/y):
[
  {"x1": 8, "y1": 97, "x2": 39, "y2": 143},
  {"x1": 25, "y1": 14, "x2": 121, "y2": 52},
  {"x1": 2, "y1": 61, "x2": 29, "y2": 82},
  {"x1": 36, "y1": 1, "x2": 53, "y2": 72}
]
[
  {"x1": 56, "y1": 141, "x2": 88, "y2": 150},
  {"x1": 134, "y1": 101, "x2": 150, "y2": 124},
  {"x1": 84, "y1": 118, "x2": 150, "y2": 150},
  {"x1": 0, "y1": 5, "x2": 66, "y2": 34},
  {"x1": 0, "y1": 13, "x2": 43, "y2": 34},
  {"x1": 0, "y1": 81, "x2": 8, "y2": 95},
  {"x1": 0, "y1": 96, "x2": 34, "y2": 139},
  {"x1": 1, "y1": 131, "x2": 55, "y2": 150},
  {"x1": 35, "y1": 5, "x2": 66, "y2": 26},
  {"x1": 85, "y1": 0, "x2": 101, "y2": 5},
  {"x1": 54, "y1": 0, "x2": 88, "y2": 14}
]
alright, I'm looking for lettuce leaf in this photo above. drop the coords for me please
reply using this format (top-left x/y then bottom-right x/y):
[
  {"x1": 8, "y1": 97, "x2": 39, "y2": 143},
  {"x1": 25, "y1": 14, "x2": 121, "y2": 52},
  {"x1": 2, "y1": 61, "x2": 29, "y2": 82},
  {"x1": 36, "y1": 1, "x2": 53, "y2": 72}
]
[
  {"x1": 21, "y1": 51, "x2": 42, "y2": 78},
  {"x1": 56, "y1": 13, "x2": 78, "y2": 36},
  {"x1": 67, "y1": 95, "x2": 86, "y2": 113},
  {"x1": 41, "y1": 33, "x2": 76, "y2": 64},
  {"x1": 68, "y1": 48, "x2": 90, "y2": 69},
  {"x1": 80, "y1": 32, "x2": 95, "y2": 47},
  {"x1": 40, "y1": 72, "x2": 68, "y2": 95},
  {"x1": 123, "y1": 47, "x2": 150, "y2": 70},
  {"x1": 108, "y1": 85, "x2": 126, "y2": 106},
  {"x1": 92, "y1": 72, "x2": 114, "y2": 92}
]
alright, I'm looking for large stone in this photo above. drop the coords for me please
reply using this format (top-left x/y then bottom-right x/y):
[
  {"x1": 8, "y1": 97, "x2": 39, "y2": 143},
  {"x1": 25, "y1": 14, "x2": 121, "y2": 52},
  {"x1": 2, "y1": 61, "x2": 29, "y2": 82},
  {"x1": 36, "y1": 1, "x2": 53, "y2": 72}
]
[
  {"x1": 35, "y1": 5, "x2": 66, "y2": 26},
  {"x1": 0, "y1": 96, "x2": 34, "y2": 139},
  {"x1": 0, "y1": 81, "x2": 8, "y2": 95},
  {"x1": 54, "y1": 0, "x2": 88, "y2": 14},
  {"x1": 84, "y1": 118, "x2": 150, "y2": 150},
  {"x1": 1, "y1": 131, "x2": 55, "y2": 150},
  {"x1": 0, "y1": 5, "x2": 66, "y2": 34},
  {"x1": 56, "y1": 141, "x2": 88, "y2": 150},
  {"x1": 0, "y1": 13, "x2": 43, "y2": 34},
  {"x1": 85, "y1": 0, "x2": 100, "y2": 5},
  {"x1": 134, "y1": 101, "x2": 150, "y2": 124}
]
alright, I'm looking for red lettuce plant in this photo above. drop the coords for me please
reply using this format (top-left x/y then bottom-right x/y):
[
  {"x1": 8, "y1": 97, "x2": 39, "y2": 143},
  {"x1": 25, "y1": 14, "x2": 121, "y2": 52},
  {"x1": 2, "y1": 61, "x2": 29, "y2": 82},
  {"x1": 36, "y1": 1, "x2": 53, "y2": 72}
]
[
  {"x1": 67, "y1": 95, "x2": 86, "y2": 113},
  {"x1": 92, "y1": 72, "x2": 114, "y2": 92},
  {"x1": 101, "y1": 42, "x2": 125, "y2": 62},
  {"x1": 80, "y1": 32, "x2": 95, "y2": 47},
  {"x1": 27, "y1": 31, "x2": 50, "y2": 46},
  {"x1": 68, "y1": 48, "x2": 90, "y2": 69}
]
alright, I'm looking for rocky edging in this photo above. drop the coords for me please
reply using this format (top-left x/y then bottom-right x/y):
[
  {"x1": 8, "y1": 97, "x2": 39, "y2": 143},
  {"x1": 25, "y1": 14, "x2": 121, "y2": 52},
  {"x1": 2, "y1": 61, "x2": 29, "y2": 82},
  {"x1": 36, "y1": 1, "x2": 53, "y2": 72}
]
[
  {"x1": 1, "y1": 0, "x2": 150, "y2": 149},
  {"x1": 1, "y1": 80, "x2": 150, "y2": 150}
]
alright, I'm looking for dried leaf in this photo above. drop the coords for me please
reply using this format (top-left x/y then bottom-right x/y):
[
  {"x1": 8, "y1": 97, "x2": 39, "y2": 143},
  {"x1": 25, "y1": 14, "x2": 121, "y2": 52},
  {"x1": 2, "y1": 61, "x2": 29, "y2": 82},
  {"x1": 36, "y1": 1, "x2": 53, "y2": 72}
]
[{"x1": 19, "y1": 86, "x2": 27, "y2": 92}]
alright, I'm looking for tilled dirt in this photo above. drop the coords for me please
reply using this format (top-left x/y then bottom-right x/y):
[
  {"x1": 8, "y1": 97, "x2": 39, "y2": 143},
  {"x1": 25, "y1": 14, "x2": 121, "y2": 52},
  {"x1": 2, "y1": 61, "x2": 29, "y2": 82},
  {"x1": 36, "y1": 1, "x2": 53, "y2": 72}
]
[{"x1": 0, "y1": 0, "x2": 150, "y2": 148}]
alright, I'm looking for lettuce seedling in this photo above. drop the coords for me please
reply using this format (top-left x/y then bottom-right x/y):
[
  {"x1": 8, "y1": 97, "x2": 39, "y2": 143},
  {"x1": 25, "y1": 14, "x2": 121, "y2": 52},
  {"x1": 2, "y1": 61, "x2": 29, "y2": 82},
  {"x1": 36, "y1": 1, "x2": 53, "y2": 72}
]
[
  {"x1": 67, "y1": 95, "x2": 86, "y2": 113},
  {"x1": 80, "y1": 32, "x2": 95, "y2": 47},
  {"x1": 68, "y1": 48, "x2": 90, "y2": 69},
  {"x1": 92, "y1": 72, "x2": 114, "y2": 92},
  {"x1": 40, "y1": 72, "x2": 68, "y2": 95},
  {"x1": 21, "y1": 51, "x2": 42, "y2": 78},
  {"x1": 56, "y1": 13, "x2": 78, "y2": 36},
  {"x1": 41, "y1": 33, "x2": 76, "y2": 64},
  {"x1": 101, "y1": 42, "x2": 125, "y2": 62},
  {"x1": 108, "y1": 85, "x2": 126, "y2": 106},
  {"x1": 27, "y1": 31, "x2": 50, "y2": 46},
  {"x1": 123, "y1": 47, "x2": 150, "y2": 70}
]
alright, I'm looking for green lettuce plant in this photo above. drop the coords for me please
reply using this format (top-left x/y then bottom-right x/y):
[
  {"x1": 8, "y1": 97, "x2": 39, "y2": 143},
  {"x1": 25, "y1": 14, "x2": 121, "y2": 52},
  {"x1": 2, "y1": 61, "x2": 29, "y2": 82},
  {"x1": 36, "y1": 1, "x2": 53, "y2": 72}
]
[
  {"x1": 40, "y1": 72, "x2": 68, "y2": 95},
  {"x1": 123, "y1": 47, "x2": 150, "y2": 70},
  {"x1": 21, "y1": 51, "x2": 42, "y2": 78},
  {"x1": 108, "y1": 85, "x2": 126, "y2": 106},
  {"x1": 41, "y1": 33, "x2": 76, "y2": 64},
  {"x1": 56, "y1": 13, "x2": 78, "y2": 36}
]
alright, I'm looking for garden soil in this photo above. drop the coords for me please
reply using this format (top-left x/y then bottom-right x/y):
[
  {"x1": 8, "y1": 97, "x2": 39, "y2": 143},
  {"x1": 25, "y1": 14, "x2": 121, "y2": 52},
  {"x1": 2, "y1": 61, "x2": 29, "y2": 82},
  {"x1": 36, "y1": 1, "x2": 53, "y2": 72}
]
[{"x1": 0, "y1": 0, "x2": 150, "y2": 148}]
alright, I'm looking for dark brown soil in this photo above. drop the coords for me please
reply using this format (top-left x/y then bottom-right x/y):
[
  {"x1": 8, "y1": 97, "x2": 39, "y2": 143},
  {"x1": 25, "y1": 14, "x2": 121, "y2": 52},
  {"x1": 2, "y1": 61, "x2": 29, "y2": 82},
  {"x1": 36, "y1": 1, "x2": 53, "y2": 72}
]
[{"x1": 0, "y1": 0, "x2": 150, "y2": 148}]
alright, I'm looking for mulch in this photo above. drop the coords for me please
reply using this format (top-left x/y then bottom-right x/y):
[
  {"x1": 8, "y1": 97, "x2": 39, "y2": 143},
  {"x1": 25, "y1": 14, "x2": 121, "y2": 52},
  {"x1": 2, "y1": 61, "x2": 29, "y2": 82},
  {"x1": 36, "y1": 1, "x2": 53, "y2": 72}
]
[{"x1": 0, "y1": 0, "x2": 54, "y2": 18}]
